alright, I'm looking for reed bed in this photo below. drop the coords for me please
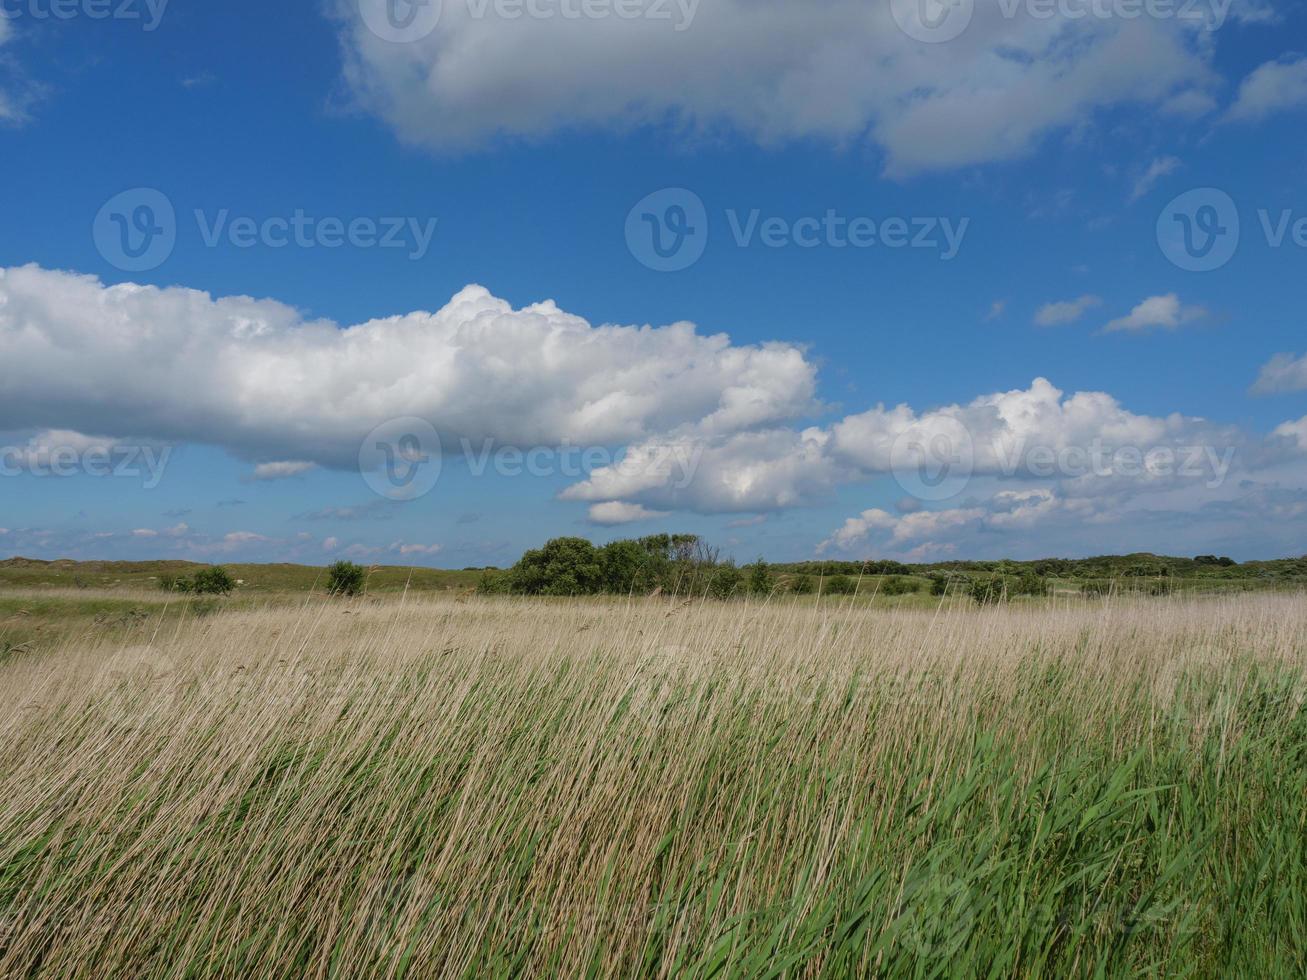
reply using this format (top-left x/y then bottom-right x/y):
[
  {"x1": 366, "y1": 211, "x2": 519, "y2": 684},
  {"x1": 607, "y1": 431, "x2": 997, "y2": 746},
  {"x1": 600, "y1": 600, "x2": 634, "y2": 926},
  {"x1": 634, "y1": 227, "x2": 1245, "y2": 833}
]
[{"x1": 1, "y1": 593, "x2": 1304, "y2": 977}]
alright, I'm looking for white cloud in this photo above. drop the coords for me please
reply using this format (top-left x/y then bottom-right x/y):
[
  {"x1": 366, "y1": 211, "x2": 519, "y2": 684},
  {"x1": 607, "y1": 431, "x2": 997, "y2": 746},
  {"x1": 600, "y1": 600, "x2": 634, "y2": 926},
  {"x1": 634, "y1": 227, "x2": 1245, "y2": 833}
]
[
  {"x1": 222, "y1": 531, "x2": 269, "y2": 545},
  {"x1": 1253, "y1": 352, "x2": 1307, "y2": 395},
  {"x1": 817, "y1": 489, "x2": 1105, "y2": 557},
  {"x1": 1129, "y1": 155, "x2": 1181, "y2": 202},
  {"x1": 323, "y1": 536, "x2": 340, "y2": 551},
  {"x1": 1034, "y1": 294, "x2": 1101, "y2": 327},
  {"x1": 567, "y1": 378, "x2": 1259, "y2": 518},
  {"x1": 1103, "y1": 294, "x2": 1207, "y2": 332},
  {"x1": 334, "y1": 2, "x2": 1217, "y2": 175},
  {"x1": 0, "y1": 265, "x2": 816, "y2": 467},
  {"x1": 389, "y1": 541, "x2": 443, "y2": 556},
  {"x1": 586, "y1": 501, "x2": 670, "y2": 525},
  {"x1": 1225, "y1": 55, "x2": 1307, "y2": 124},
  {"x1": 249, "y1": 461, "x2": 317, "y2": 481}
]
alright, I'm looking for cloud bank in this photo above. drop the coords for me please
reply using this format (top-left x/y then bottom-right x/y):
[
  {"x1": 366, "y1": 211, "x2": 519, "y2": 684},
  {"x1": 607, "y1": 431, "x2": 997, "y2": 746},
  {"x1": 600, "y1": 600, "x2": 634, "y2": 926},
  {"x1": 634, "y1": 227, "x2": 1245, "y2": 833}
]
[{"x1": 335, "y1": 1, "x2": 1223, "y2": 175}]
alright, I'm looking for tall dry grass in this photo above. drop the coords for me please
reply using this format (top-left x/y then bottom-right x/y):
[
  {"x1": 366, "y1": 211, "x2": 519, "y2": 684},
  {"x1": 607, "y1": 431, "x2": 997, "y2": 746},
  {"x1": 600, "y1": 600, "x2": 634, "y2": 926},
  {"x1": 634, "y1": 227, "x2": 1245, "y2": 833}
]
[{"x1": 1, "y1": 593, "x2": 1304, "y2": 977}]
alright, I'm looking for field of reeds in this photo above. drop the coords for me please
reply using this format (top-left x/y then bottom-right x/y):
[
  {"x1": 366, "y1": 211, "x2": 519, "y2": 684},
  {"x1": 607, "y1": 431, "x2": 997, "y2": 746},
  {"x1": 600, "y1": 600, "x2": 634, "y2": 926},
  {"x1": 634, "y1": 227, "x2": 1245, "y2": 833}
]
[{"x1": 1, "y1": 592, "x2": 1304, "y2": 977}]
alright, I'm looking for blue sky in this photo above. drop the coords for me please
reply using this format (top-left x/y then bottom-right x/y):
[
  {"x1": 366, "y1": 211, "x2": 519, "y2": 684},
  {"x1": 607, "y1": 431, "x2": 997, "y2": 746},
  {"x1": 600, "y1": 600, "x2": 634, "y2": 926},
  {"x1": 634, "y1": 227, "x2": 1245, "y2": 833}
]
[{"x1": 2, "y1": 0, "x2": 1307, "y2": 566}]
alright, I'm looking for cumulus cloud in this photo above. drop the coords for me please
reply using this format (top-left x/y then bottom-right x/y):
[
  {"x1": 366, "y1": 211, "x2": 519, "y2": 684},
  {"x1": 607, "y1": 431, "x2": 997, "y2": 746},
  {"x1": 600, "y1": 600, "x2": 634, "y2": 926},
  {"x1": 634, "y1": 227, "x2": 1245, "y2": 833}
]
[
  {"x1": 0, "y1": 18, "x2": 42, "y2": 125},
  {"x1": 587, "y1": 501, "x2": 670, "y2": 525},
  {"x1": 817, "y1": 489, "x2": 1105, "y2": 557},
  {"x1": 1252, "y1": 352, "x2": 1307, "y2": 395},
  {"x1": 390, "y1": 542, "x2": 443, "y2": 556},
  {"x1": 1225, "y1": 55, "x2": 1307, "y2": 124},
  {"x1": 334, "y1": 2, "x2": 1218, "y2": 175},
  {"x1": 566, "y1": 378, "x2": 1264, "y2": 520},
  {"x1": 0, "y1": 264, "x2": 816, "y2": 468},
  {"x1": 1103, "y1": 294, "x2": 1207, "y2": 332},
  {"x1": 249, "y1": 461, "x2": 317, "y2": 481},
  {"x1": 1034, "y1": 295, "x2": 1101, "y2": 327},
  {"x1": 1129, "y1": 156, "x2": 1181, "y2": 201}
]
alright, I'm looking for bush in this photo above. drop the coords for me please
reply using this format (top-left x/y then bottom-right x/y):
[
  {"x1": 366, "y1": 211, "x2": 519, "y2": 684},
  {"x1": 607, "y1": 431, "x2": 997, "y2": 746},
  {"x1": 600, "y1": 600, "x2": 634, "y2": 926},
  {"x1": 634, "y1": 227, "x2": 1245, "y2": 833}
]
[
  {"x1": 326, "y1": 561, "x2": 366, "y2": 597},
  {"x1": 159, "y1": 574, "x2": 191, "y2": 594},
  {"x1": 476, "y1": 570, "x2": 510, "y2": 595},
  {"x1": 823, "y1": 575, "x2": 857, "y2": 596},
  {"x1": 508, "y1": 538, "x2": 604, "y2": 596},
  {"x1": 970, "y1": 578, "x2": 1005, "y2": 605},
  {"x1": 927, "y1": 573, "x2": 951, "y2": 597},
  {"x1": 707, "y1": 563, "x2": 742, "y2": 600},
  {"x1": 599, "y1": 539, "x2": 654, "y2": 595},
  {"x1": 880, "y1": 575, "x2": 918, "y2": 597},
  {"x1": 746, "y1": 559, "x2": 774, "y2": 597},
  {"x1": 191, "y1": 567, "x2": 235, "y2": 596},
  {"x1": 790, "y1": 575, "x2": 815, "y2": 595},
  {"x1": 1012, "y1": 572, "x2": 1049, "y2": 598}
]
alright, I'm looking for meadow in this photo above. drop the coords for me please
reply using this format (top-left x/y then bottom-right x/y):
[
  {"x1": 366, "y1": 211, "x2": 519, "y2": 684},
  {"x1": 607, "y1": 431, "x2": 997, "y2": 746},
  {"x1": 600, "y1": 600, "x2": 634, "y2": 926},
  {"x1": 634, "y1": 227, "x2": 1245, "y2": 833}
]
[{"x1": 0, "y1": 589, "x2": 1304, "y2": 977}]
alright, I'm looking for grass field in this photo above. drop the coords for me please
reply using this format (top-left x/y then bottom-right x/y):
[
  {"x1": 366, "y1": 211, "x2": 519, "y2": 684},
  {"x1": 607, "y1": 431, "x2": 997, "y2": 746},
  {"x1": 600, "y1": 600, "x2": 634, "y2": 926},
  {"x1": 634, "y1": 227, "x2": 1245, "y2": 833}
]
[{"x1": 1, "y1": 591, "x2": 1304, "y2": 977}]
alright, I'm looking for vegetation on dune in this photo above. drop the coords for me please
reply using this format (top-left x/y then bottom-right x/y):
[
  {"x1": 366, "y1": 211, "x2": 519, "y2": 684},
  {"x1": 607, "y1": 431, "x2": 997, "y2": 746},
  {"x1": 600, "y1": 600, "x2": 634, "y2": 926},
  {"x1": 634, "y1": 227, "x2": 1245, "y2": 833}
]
[
  {"x1": 6, "y1": 547, "x2": 1307, "y2": 602},
  {"x1": 0, "y1": 594, "x2": 1302, "y2": 977},
  {"x1": 326, "y1": 560, "x2": 367, "y2": 597},
  {"x1": 159, "y1": 565, "x2": 236, "y2": 596}
]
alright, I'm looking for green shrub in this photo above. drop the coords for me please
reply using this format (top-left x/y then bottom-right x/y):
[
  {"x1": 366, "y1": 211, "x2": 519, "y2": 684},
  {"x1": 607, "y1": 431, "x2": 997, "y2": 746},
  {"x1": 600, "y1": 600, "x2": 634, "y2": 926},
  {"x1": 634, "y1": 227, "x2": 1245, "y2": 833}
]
[
  {"x1": 191, "y1": 567, "x2": 235, "y2": 596},
  {"x1": 746, "y1": 559, "x2": 774, "y2": 597},
  {"x1": 880, "y1": 575, "x2": 918, "y2": 597},
  {"x1": 508, "y1": 538, "x2": 605, "y2": 596},
  {"x1": 326, "y1": 561, "x2": 366, "y2": 597},
  {"x1": 476, "y1": 570, "x2": 510, "y2": 595},
  {"x1": 970, "y1": 578, "x2": 1005, "y2": 605},
  {"x1": 599, "y1": 539, "x2": 654, "y2": 595},
  {"x1": 159, "y1": 574, "x2": 192, "y2": 594},
  {"x1": 707, "y1": 563, "x2": 742, "y2": 600},
  {"x1": 823, "y1": 575, "x2": 857, "y2": 596},
  {"x1": 790, "y1": 575, "x2": 815, "y2": 595}
]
